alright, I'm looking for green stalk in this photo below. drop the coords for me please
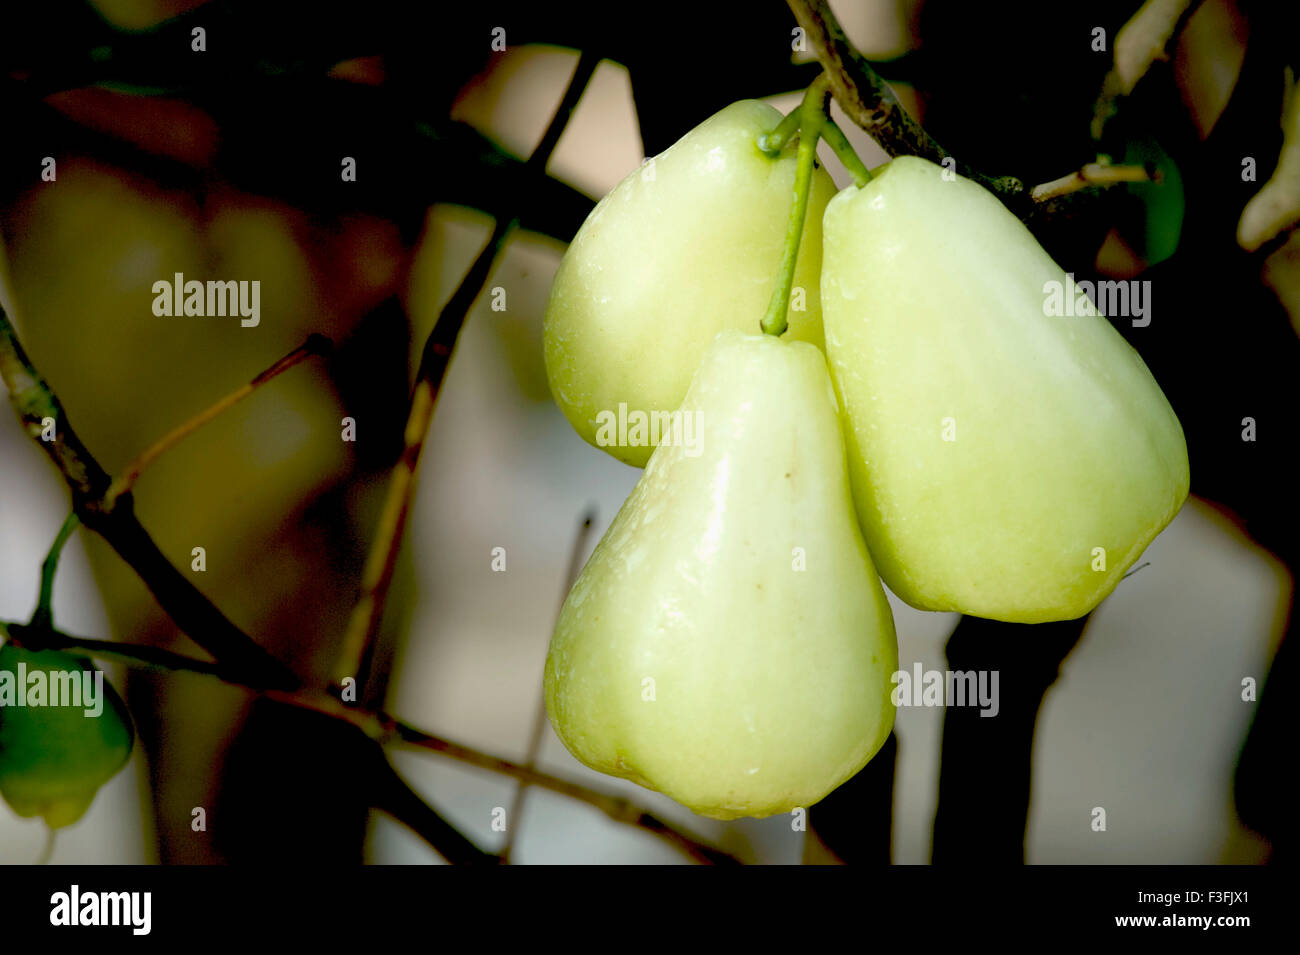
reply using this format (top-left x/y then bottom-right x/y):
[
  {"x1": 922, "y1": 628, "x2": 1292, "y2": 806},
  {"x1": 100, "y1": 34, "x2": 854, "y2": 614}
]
[
  {"x1": 758, "y1": 108, "x2": 803, "y2": 156},
  {"x1": 821, "y1": 119, "x2": 872, "y2": 187},
  {"x1": 761, "y1": 75, "x2": 831, "y2": 337},
  {"x1": 30, "y1": 512, "x2": 79, "y2": 630}
]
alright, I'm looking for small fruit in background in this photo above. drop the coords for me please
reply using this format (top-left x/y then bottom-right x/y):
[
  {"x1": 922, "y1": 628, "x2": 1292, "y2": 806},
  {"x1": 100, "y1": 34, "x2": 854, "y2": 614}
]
[
  {"x1": 543, "y1": 100, "x2": 837, "y2": 467},
  {"x1": 0, "y1": 638, "x2": 135, "y2": 829},
  {"x1": 545, "y1": 330, "x2": 898, "y2": 819}
]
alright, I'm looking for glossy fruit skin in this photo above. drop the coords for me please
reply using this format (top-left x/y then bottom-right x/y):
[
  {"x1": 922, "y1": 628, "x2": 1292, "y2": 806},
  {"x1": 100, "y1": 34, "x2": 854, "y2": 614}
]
[
  {"x1": 820, "y1": 156, "x2": 1190, "y2": 623},
  {"x1": 545, "y1": 331, "x2": 898, "y2": 819},
  {"x1": 0, "y1": 641, "x2": 135, "y2": 828},
  {"x1": 544, "y1": 100, "x2": 838, "y2": 467}
]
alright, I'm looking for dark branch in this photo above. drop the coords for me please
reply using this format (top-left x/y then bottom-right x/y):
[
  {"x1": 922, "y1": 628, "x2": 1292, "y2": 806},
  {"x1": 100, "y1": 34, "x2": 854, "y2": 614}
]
[
  {"x1": 2, "y1": 619, "x2": 741, "y2": 865},
  {"x1": 0, "y1": 306, "x2": 502, "y2": 863},
  {"x1": 786, "y1": 0, "x2": 1027, "y2": 208},
  {"x1": 786, "y1": 0, "x2": 1149, "y2": 221},
  {"x1": 0, "y1": 40, "x2": 735, "y2": 866},
  {"x1": 1, "y1": 308, "x2": 299, "y2": 688},
  {"x1": 337, "y1": 49, "x2": 603, "y2": 688}
]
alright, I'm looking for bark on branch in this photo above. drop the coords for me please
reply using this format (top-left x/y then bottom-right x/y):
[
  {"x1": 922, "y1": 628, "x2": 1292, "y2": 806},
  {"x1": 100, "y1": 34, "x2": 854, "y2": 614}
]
[
  {"x1": 0, "y1": 310, "x2": 299, "y2": 690},
  {"x1": 786, "y1": 0, "x2": 1027, "y2": 208},
  {"x1": 786, "y1": 0, "x2": 1150, "y2": 219}
]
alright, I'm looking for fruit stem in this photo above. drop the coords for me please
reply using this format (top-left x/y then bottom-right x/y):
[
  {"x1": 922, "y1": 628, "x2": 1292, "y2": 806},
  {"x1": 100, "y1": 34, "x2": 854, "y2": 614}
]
[
  {"x1": 821, "y1": 119, "x2": 872, "y2": 187},
  {"x1": 757, "y1": 108, "x2": 802, "y2": 156},
  {"x1": 37, "y1": 827, "x2": 57, "y2": 865},
  {"x1": 30, "y1": 513, "x2": 79, "y2": 630},
  {"x1": 761, "y1": 75, "x2": 831, "y2": 337}
]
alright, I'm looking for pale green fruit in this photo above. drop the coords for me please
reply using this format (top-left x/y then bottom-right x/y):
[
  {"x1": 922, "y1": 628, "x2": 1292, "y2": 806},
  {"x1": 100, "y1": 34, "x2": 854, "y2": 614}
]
[
  {"x1": 545, "y1": 330, "x2": 897, "y2": 819},
  {"x1": 821, "y1": 156, "x2": 1190, "y2": 624},
  {"x1": 543, "y1": 100, "x2": 838, "y2": 467}
]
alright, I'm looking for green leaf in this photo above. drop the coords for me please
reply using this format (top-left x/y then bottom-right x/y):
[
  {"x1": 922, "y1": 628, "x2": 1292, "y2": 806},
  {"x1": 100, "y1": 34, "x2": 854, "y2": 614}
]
[{"x1": 1124, "y1": 136, "x2": 1185, "y2": 266}]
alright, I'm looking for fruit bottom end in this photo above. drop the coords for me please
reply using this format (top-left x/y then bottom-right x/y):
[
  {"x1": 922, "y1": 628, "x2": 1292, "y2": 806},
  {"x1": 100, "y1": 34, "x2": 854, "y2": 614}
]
[{"x1": 2, "y1": 789, "x2": 95, "y2": 828}]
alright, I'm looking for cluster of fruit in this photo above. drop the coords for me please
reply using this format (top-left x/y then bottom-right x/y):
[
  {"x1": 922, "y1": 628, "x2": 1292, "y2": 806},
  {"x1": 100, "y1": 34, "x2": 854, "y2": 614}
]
[{"x1": 541, "y1": 99, "x2": 1189, "y2": 819}]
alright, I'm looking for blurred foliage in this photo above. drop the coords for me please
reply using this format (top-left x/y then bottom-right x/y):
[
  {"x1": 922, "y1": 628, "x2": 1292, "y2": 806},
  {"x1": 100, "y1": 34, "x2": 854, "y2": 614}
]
[{"x1": 1123, "y1": 135, "x2": 1185, "y2": 266}]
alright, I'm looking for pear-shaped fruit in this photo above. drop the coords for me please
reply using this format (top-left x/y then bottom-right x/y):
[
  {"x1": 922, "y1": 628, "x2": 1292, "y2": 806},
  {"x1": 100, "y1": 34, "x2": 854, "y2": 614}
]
[
  {"x1": 543, "y1": 100, "x2": 838, "y2": 467},
  {"x1": 0, "y1": 638, "x2": 135, "y2": 828},
  {"x1": 545, "y1": 330, "x2": 897, "y2": 819},
  {"x1": 820, "y1": 156, "x2": 1190, "y2": 623}
]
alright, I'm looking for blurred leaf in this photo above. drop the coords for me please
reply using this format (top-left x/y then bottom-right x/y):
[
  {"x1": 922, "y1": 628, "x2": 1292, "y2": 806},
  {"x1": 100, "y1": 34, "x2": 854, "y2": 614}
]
[
  {"x1": 1174, "y1": 0, "x2": 1249, "y2": 140},
  {"x1": 1124, "y1": 135, "x2": 1185, "y2": 266}
]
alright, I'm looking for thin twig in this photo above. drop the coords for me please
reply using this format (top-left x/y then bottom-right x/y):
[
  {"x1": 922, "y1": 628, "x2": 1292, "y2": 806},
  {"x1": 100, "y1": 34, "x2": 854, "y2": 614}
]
[
  {"x1": 786, "y1": 0, "x2": 1026, "y2": 205},
  {"x1": 333, "y1": 215, "x2": 516, "y2": 688},
  {"x1": 5, "y1": 620, "x2": 237, "y2": 681},
  {"x1": 502, "y1": 507, "x2": 596, "y2": 863},
  {"x1": 389, "y1": 719, "x2": 740, "y2": 865},
  {"x1": 105, "y1": 334, "x2": 331, "y2": 508},
  {"x1": 2, "y1": 616, "x2": 501, "y2": 863},
  {"x1": 786, "y1": 0, "x2": 1151, "y2": 219},
  {"x1": 0, "y1": 306, "x2": 299, "y2": 690},
  {"x1": 0, "y1": 47, "x2": 732, "y2": 865},
  {"x1": 2, "y1": 619, "x2": 741, "y2": 865},
  {"x1": 333, "y1": 50, "x2": 601, "y2": 687},
  {"x1": 1030, "y1": 163, "x2": 1157, "y2": 203},
  {"x1": 1122, "y1": 561, "x2": 1152, "y2": 580}
]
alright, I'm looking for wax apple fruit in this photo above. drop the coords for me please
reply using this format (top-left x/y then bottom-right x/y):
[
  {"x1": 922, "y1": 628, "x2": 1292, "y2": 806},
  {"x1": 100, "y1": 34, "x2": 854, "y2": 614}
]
[
  {"x1": 820, "y1": 156, "x2": 1189, "y2": 623},
  {"x1": 543, "y1": 100, "x2": 838, "y2": 467},
  {"x1": 545, "y1": 330, "x2": 897, "y2": 819},
  {"x1": 0, "y1": 639, "x2": 135, "y2": 828}
]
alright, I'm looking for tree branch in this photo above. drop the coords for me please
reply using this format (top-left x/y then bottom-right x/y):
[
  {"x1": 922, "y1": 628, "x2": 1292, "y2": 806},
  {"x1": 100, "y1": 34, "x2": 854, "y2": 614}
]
[
  {"x1": 503, "y1": 508, "x2": 597, "y2": 862},
  {"x1": 3, "y1": 619, "x2": 740, "y2": 865},
  {"x1": 785, "y1": 0, "x2": 1155, "y2": 219},
  {"x1": 786, "y1": 0, "x2": 1026, "y2": 206},
  {"x1": 361, "y1": 726, "x2": 503, "y2": 866},
  {"x1": 0, "y1": 313, "x2": 499, "y2": 861},
  {"x1": 389, "y1": 719, "x2": 740, "y2": 865},
  {"x1": 4, "y1": 620, "x2": 233, "y2": 680},
  {"x1": 0, "y1": 306, "x2": 300, "y2": 690},
  {"x1": 333, "y1": 49, "x2": 602, "y2": 688},
  {"x1": 0, "y1": 39, "x2": 737, "y2": 865}
]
